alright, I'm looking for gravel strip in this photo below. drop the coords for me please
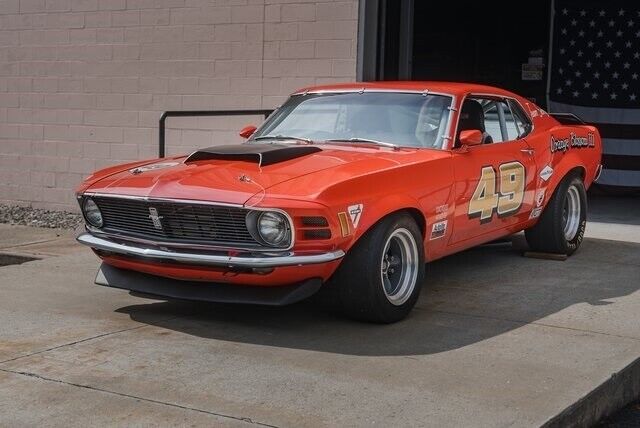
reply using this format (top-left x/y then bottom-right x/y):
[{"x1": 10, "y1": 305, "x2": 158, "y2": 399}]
[{"x1": 0, "y1": 204, "x2": 83, "y2": 230}]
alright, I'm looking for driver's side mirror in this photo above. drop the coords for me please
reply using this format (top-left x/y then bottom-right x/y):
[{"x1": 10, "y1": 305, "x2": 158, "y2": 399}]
[
  {"x1": 239, "y1": 125, "x2": 257, "y2": 139},
  {"x1": 459, "y1": 129, "x2": 483, "y2": 147}
]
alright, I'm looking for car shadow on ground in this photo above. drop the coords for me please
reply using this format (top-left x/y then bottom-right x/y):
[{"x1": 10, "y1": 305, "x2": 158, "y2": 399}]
[{"x1": 116, "y1": 233, "x2": 640, "y2": 357}]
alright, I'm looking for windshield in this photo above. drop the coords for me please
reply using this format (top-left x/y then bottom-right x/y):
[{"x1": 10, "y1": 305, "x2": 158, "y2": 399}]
[{"x1": 251, "y1": 92, "x2": 454, "y2": 149}]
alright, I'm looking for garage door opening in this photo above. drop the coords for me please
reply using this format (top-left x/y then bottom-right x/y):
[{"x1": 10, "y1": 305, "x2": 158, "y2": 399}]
[{"x1": 358, "y1": 0, "x2": 552, "y2": 107}]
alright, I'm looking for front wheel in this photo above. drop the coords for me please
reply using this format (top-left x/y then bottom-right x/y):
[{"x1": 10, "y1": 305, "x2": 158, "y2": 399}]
[
  {"x1": 525, "y1": 175, "x2": 587, "y2": 255},
  {"x1": 327, "y1": 213, "x2": 425, "y2": 323}
]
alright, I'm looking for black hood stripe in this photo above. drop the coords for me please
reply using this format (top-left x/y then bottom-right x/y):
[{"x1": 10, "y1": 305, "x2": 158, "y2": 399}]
[{"x1": 184, "y1": 143, "x2": 321, "y2": 167}]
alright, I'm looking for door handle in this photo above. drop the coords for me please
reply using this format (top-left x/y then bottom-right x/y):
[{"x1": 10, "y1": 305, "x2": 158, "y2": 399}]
[{"x1": 520, "y1": 148, "x2": 535, "y2": 156}]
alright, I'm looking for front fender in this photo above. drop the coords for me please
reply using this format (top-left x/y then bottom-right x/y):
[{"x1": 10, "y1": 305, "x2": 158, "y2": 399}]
[
  {"x1": 349, "y1": 193, "x2": 425, "y2": 246},
  {"x1": 313, "y1": 157, "x2": 453, "y2": 256}
]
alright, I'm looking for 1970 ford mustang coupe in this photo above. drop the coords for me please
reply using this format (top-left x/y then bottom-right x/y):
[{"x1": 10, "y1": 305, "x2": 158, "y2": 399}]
[{"x1": 76, "y1": 82, "x2": 602, "y2": 323}]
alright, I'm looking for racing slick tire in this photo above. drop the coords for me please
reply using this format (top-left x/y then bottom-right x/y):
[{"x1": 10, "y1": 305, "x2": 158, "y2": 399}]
[
  {"x1": 327, "y1": 213, "x2": 425, "y2": 323},
  {"x1": 525, "y1": 174, "x2": 587, "y2": 255}
]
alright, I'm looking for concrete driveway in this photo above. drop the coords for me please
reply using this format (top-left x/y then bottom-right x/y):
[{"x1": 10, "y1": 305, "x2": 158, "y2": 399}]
[{"x1": 0, "y1": 194, "x2": 639, "y2": 427}]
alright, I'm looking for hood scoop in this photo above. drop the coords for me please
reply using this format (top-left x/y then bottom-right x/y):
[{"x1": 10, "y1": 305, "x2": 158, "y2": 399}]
[{"x1": 184, "y1": 143, "x2": 321, "y2": 167}]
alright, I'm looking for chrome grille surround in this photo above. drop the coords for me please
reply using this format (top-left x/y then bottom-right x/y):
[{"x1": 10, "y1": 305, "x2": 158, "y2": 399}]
[{"x1": 80, "y1": 194, "x2": 293, "y2": 251}]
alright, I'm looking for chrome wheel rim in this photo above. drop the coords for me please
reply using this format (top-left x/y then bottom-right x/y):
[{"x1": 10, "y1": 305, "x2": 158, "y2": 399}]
[
  {"x1": 380, "y1": 228, "x2": 419, "y2": 306},
  {"x1": 562, "y1": 185, "x2": 581, "y2": 241}
]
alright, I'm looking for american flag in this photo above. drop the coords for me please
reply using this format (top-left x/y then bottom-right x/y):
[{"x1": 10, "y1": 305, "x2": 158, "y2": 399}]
[{"x1": 548, "y1": 0, "x2": 640, "y2": 188}]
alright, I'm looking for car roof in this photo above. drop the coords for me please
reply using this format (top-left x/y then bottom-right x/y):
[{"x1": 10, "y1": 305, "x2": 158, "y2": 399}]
[{"x1": 293, "y1": 81, "x2": 520, "y2": 99}]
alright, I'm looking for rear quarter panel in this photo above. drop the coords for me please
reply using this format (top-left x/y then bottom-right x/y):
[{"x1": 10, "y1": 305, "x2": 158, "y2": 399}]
[
  {"x1": 545, "y1": 124, "x2": 602, "y2": 189},
  {"x1": 529, "y1": 117, "x2": 601, "y2": 179},
  {"x1": 525, "y1": 111, "x2": 602, "y2": 226}
]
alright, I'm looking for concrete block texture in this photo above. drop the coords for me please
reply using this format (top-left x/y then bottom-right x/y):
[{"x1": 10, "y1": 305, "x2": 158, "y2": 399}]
[{"x1": 0, "y1": 0, "x2": 358, "y2": 210}]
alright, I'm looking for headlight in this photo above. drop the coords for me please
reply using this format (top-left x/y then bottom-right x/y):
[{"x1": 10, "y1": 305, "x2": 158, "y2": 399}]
[
  {"x1": 83, "y1": 198, "x2": 103, "y2": 228},
  {"x1": 246, "y1": 211, "x2": 291, "y2": 247},
  {"x1": 257, "y1": 211, "x2": 289, "y2": 246}
]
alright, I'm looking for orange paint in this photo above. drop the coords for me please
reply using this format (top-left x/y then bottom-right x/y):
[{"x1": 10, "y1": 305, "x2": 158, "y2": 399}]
[{"x1": 78, "y1": 82, "x2": 602, "y2": 286}]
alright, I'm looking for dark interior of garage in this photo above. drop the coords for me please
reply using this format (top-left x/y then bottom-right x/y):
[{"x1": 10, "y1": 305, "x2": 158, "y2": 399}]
[
  {"x1": 361, "y1": 0, "x2": 553, "y2": 107},
  {"x1": 358, "y1": 0, "x2": 640, "y2": 188}
]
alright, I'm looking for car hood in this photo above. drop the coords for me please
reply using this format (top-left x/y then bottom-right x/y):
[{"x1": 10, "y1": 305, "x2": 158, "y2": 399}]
[{"x1": 84, "y1": 145, "x2": 444, "y2": 205}]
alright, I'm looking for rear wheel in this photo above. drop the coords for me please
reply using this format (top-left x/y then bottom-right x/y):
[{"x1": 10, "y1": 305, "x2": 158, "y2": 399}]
[
  {"x1": 525, "y1": 174, "x2": 587, "y2": 255},
  {"x1": 327, "y1": 213, "x2": 425, "y2": 323}
]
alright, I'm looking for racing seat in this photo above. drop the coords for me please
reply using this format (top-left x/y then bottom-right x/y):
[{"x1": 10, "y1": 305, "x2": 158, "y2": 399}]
[{"x1": 457, "y1": 99, "x2": 493, "y2": 146}]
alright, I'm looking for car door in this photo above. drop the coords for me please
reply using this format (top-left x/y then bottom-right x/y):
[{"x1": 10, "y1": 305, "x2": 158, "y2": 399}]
[{"x1": 449, "y1": 96, "x2": 538, "y2": 246}]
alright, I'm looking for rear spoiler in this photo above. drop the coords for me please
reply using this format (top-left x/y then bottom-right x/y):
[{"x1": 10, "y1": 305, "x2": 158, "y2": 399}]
[{"x1": 549, "y1": 113, "x2": 586, "y2": 125}]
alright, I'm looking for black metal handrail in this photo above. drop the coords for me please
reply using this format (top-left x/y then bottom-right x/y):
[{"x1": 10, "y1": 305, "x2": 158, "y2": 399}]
[{"x1": 159, "y1": 109, "x2": 273, "y2": 157}]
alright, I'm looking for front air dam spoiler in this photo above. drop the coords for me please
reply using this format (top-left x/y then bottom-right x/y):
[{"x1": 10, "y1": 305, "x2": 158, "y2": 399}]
[{"x1": 95, "y1": 263, "x2": 323, "y2": 306}]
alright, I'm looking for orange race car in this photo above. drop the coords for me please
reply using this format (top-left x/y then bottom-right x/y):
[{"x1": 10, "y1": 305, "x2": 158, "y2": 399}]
[{"x1": 76, "y1": 82, "x2": 602, "y2": 323}]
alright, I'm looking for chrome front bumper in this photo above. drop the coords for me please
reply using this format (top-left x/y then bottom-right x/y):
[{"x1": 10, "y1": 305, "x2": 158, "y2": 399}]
[{"x1": 77, "y1": 232, "x2": 345, "y2": 268}]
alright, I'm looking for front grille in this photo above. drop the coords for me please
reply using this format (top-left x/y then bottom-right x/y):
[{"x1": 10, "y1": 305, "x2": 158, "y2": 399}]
[{"x1": 91, "y1": 196, "x2": 262, "y2": 248}]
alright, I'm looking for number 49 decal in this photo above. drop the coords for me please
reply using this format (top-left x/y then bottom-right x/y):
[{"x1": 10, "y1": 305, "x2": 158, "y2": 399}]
[{"x1": 468, "y1": 161, "x2": 526, "y2": 223}]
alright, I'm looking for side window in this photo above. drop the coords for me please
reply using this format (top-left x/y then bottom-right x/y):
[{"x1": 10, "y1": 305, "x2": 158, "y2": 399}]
[
  {"x1": 468, "y1": 97, "x2": 524, "y2": 143},
  {"x1": 508, "y1": 100, "x2": 533, "y2": 138},
  {"x1": 480, "y1": 100, "x2": 503, "y2": 143},
  {"x1": 502, "y1": 105, "x2": 520, "y2": 141}
]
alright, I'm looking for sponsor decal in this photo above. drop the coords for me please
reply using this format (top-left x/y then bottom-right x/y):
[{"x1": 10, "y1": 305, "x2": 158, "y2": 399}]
[
  {"x1": 535, "y1": 189, "x2": 546, "y2": 207},
  {"x1": 435, "y1": 204, "x2": 448, "y2": 221},
  {"x1": 130, "y1": 162, "x2": 179, "y2": 174},
  {"x1": 529, "y1": 207, "x2": 543, "y2": 220},
  {"x1": 550, "y1": 132, "x2": 595, "y2": 153},
  {"x1": 348, "y1": 204, "x2": 363, "y2": 228},
  {"x1": 540, "y1": 165, "x2": 554, "y2": 181},
  {"x1": 337, "y1": 212, "x2": 351, "y2": 237},
  {"x1": 550, "y1": 135, "x2": 570, "y2": 153},
  {"x1": 148, "y1": 207, "x2": 164, "y2": 229},
  {"x1": 570, "y1": 132, "x2": 595, "y2": 148},
  {"x1": 430, "y1": 220, "x2": 448, "y2": 240}
]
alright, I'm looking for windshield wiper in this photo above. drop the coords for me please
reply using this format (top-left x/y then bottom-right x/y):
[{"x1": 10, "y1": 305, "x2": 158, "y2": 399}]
[
  {"x1": 323, "y1": 138, "x2": 399, "y2": 150},
  {"x1": 253, "y1": 135, "x2": 313, "y2": 144}
]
